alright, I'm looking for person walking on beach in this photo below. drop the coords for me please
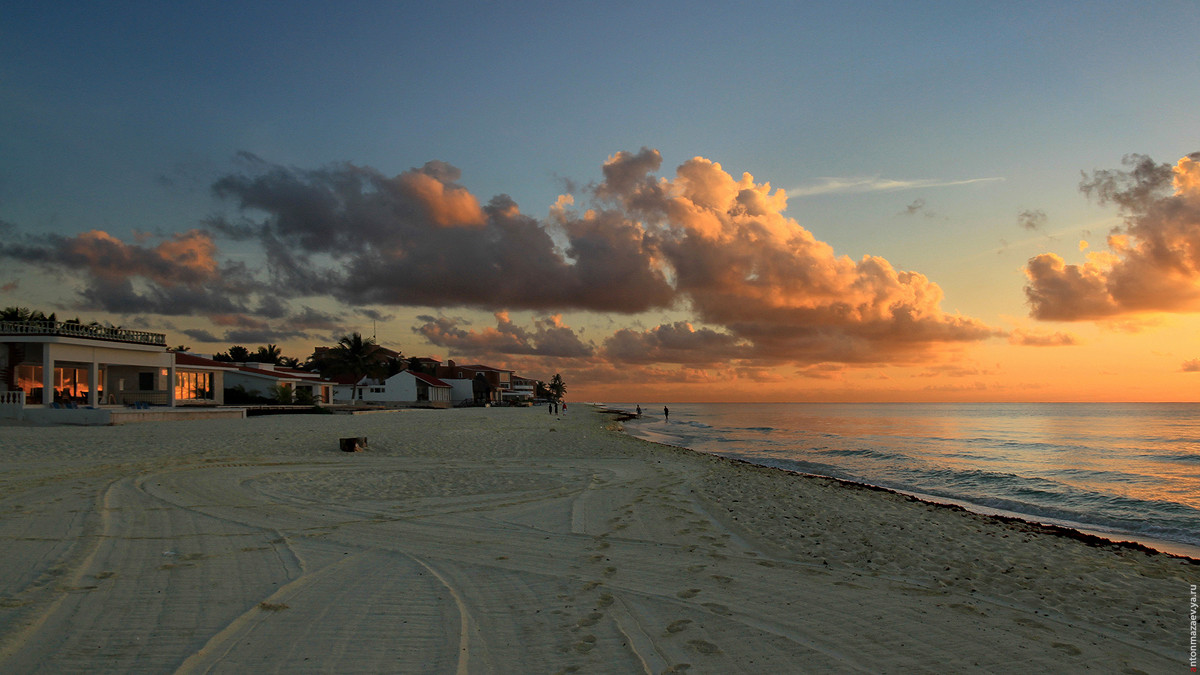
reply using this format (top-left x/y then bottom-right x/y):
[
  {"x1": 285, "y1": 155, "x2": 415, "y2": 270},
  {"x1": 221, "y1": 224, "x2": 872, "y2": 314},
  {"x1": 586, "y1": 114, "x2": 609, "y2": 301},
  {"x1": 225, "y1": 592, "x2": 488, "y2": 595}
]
[
  {"x1": 664, "y1": 406, "x2": 669, "y2": 422},
  {"x1": 636, "y1": 404, "x2": 641, "y2": 417},
  {"x1": 548, "y1": 402, "x2": 553, "y2": 414}
]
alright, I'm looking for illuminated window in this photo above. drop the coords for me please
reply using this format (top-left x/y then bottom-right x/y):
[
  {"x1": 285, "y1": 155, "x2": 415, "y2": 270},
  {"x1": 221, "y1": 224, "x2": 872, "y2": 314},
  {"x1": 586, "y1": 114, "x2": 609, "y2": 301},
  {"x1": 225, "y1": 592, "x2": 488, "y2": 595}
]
[{"x1": 174, "y1": 371, "x2": 214, "y2": 401}]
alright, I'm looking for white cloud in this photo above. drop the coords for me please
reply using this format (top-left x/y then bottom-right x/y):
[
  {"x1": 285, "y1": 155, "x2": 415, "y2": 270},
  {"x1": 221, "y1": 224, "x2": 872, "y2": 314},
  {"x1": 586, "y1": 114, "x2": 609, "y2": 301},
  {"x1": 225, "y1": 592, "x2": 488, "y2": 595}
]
[{"x1": 786, "y1": 175, "x2": 1004, "y2": 197}]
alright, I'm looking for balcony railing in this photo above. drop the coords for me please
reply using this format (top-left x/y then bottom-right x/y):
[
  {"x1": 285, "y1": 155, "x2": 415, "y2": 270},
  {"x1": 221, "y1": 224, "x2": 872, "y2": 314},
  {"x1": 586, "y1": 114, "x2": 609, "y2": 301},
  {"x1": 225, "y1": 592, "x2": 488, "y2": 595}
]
[{"x1": 0, "y1": 320, "x2": 167, "y2": 346}]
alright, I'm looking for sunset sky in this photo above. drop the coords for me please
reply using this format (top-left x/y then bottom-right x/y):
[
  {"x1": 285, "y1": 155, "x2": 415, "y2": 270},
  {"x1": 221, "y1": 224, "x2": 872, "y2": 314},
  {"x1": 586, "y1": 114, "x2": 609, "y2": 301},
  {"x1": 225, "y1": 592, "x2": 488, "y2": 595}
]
[{"x1": 3, "y1": 3, "x2": 1200, "y2": 402}]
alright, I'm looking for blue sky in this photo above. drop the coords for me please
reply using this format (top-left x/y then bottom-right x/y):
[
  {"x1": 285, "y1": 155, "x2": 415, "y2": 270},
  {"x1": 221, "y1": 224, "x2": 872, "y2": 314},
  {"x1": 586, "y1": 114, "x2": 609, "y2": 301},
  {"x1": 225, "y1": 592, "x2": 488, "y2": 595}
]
[{"x1": 3, "y1": 2, "x2": 1200, "y2": 400}]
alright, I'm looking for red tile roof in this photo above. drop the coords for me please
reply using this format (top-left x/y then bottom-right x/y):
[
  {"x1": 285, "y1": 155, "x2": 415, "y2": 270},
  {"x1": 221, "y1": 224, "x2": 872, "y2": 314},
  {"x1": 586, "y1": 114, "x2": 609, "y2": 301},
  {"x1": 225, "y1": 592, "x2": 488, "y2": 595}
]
[{"x1": 409, "y1": 371, "x2": 451, "y2": 388}]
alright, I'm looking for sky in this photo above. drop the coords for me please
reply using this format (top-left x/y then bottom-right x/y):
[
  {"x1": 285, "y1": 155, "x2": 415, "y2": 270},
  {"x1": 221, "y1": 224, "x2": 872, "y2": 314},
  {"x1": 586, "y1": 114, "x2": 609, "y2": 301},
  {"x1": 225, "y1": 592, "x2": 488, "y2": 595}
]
[{"x1": 2, "y1": 2, "x2": 1200, "y2": 402}]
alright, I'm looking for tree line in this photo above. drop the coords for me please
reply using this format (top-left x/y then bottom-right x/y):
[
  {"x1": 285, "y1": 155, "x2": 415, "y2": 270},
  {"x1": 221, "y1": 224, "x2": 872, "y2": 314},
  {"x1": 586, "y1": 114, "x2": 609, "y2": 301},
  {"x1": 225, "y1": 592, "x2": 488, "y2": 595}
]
[{"x1": 3, "y1": 307, "x2": 567, "y2": 403}]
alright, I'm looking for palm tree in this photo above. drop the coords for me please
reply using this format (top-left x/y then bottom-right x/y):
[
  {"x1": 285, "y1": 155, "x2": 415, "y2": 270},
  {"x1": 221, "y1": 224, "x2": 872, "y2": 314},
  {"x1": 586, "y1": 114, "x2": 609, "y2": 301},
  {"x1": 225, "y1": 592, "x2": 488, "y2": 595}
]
[
  {"x1": 255, "y1": 344, "x2": 283, "y2": 365},
  {"x1": 549, "y1": 373, "x2": 566, "y2": 402},
  {"x1": 1, "y1": 307, "x2": 56, "y2": 323},
  {"x1": 327, "y1": 332, "x2": 380, "y2": 401},
  {"x1": 1, "y1": 307, "x2": 31, "y2": 321}
]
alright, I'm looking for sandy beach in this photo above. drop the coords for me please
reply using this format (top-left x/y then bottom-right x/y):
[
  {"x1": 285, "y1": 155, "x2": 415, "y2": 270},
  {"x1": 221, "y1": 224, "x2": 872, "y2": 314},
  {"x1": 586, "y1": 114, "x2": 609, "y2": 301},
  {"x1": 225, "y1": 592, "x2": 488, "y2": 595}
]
[{"x1": 0, "y1": 406, "x2": 1192, "y2": 673}]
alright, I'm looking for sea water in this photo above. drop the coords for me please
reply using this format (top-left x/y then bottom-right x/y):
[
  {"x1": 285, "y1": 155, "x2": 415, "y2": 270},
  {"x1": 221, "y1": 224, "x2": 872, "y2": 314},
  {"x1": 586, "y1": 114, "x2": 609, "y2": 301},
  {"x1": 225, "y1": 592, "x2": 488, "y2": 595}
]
[{"x1": 608, "y1": 402, "x2": 1200, "y2": 557}]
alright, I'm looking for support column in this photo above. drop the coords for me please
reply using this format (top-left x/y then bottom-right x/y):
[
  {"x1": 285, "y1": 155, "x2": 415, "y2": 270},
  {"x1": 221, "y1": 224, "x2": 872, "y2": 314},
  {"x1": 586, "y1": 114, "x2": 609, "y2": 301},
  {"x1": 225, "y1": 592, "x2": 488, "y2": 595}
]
[
  {"x1": 88, "y1": 361, "x2": 99, "y2": 408},
  {"x1": 168, "y1": 364, "x2": 176, "y2": 407},
  {"x1": 42, "y1": 343, "x2": 54, "y2": 407}
]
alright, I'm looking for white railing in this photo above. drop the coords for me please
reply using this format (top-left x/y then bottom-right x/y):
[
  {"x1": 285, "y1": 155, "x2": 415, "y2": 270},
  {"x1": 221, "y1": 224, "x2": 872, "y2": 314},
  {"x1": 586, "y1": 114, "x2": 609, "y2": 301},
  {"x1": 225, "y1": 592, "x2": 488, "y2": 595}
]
[
  {"x1": 0, "y1": 321, "x2": 166, "y2": 346},
  {"x1": 0, "y1": 390, "x2": 26, "y2": 407}
]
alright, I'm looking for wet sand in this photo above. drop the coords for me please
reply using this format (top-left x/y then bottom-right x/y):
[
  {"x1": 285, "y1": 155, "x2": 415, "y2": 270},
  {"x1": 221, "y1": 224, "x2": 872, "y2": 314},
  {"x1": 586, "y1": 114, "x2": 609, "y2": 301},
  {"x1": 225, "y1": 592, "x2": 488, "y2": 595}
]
[{"x1": 0, "y1": 406, "x2": 1192, "y2": 672}]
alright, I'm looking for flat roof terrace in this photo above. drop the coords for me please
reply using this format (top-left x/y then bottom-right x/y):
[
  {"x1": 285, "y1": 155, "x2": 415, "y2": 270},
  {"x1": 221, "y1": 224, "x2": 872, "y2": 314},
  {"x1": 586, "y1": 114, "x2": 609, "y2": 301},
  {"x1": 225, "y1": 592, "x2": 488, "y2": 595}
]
[{"x1": 0, "y1": 320, "x2": 167, "y2": 347}]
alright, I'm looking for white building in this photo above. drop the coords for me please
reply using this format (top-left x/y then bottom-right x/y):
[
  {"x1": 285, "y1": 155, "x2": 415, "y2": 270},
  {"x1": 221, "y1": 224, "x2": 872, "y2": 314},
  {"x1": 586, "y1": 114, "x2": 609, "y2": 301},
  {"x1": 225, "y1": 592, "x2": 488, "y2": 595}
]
[
  {"x1": 0, "y1": 320, "x2": 247, "y2": 423},
  {"x1": 358, "y1": 370, "x2": 452, "y2": 408},
  {"x1": 222, "y1": 362, "x2": 334, "y2": 405},
  {"x1": 1, "y1": 320, "x2": 176, "y2": 411}
]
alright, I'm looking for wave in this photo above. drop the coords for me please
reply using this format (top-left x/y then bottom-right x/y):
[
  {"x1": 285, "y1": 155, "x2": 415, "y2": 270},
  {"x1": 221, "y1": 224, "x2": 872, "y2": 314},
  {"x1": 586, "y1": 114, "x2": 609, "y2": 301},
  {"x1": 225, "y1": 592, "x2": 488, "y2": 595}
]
[{"x1": 604, "y1": 401, "x2": 1200, "y2": 554}]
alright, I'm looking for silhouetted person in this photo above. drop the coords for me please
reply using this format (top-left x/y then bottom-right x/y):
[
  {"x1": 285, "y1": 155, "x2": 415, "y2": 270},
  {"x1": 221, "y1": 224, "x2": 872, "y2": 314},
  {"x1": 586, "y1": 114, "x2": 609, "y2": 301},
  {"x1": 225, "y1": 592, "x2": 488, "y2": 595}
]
[
  {"x1": 664, "y1": 406, "x2": 669, "y2": 422},
  {"x1": 636, "y1": 404, "x2": 642, "y2": 417}
]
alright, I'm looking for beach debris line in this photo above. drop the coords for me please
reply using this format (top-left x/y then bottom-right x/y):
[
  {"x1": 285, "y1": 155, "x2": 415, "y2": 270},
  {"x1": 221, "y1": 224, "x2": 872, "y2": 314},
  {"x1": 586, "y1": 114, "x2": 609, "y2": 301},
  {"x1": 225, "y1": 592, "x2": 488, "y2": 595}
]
[{"x1": 340, "y1": 436, "x2": 368, "y2": 452}]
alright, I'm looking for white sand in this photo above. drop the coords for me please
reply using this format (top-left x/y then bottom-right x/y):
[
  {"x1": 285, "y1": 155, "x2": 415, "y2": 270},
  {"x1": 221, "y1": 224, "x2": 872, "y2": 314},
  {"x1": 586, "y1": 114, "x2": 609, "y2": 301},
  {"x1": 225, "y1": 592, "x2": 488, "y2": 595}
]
[{"x1": 0, "y1": 406, "x2": 1192, "y2": 673}]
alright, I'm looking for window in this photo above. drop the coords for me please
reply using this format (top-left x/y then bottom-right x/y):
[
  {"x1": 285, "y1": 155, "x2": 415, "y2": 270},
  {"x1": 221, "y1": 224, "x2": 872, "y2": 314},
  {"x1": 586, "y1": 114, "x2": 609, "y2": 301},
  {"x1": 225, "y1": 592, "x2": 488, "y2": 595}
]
[
  {"x1": 15, "y1": 365, "x2": 41, "y2": 401},
  {"x1": 175, "y1": 371, "x2": 213, "y2": 401},
  {"x1": 138, "y1": 372, "x2": 155, "y2": 391}
]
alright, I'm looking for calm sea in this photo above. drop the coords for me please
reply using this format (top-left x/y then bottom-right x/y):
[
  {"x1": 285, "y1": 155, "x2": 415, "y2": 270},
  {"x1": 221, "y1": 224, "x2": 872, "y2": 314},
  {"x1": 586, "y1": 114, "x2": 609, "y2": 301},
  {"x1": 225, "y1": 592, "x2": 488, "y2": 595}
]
[{"x1": 606, "y1": 402, "x2": 1200, "y2": 557}]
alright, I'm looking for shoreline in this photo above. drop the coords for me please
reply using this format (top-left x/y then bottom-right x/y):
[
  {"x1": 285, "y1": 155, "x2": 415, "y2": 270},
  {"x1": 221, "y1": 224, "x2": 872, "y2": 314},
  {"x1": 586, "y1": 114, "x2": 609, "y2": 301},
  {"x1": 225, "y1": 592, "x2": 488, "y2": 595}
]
[
  {"x1": 0, "y1": 406, "x2": 1192, "y2": 672},
  {"x1": 600, "y1": 404, "x2": 1200, "y2": 562}
]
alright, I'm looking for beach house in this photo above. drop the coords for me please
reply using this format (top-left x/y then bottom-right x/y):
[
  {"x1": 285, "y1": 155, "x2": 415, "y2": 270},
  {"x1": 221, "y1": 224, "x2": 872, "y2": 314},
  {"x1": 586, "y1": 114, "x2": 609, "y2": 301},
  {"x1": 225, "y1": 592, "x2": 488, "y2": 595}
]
[
  {"x1": 354, "y1": 370, "x2": 453, "y2": 408},
  {"x1": 0, "y1": 320, "x2": 246, "y2": 423},
  {"x1": 1, "y1": 320, "x2": 175, "y2": 411},
  {"x1": 435, "y1": 361, "x2": 516, "y2": 404}
]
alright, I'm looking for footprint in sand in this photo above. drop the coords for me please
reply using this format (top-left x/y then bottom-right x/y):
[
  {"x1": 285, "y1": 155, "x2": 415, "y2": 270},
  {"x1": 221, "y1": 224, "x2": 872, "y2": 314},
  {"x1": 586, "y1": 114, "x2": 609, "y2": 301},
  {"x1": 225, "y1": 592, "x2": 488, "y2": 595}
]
[
  {"x1": 666, "y1": 619, "x2": 692, "y2": 634},
  {"x1": 677, "y1": 588, "x2": 701, "y2": 599},
  {"x1": 577, "y1": 612, "x2": 603, "y2": 627},
  {"x1": 687, "y1": 639, "x2": 722, "y2": 654},
  {"x1": 1052, "y1": 642, "x2": 1081, "y2": 656},
  {"x1": 701, "y1": 602, "x2": 731, "y2": 615}
]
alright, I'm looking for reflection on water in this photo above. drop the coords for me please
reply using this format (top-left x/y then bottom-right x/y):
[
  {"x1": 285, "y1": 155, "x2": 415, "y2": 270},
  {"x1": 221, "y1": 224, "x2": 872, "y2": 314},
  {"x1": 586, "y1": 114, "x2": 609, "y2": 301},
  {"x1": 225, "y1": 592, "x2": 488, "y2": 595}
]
[{"x1": 611, "y1": 402, "x2": 1200, "y2": 551}]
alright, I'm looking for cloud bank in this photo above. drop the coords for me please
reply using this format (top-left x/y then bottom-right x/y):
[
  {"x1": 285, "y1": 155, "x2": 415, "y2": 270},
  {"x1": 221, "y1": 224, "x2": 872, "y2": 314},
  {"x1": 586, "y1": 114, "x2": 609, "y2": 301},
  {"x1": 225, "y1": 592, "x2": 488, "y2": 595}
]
[
  {"x1": 1025, "y1": 153, "x2": 1200, "y2": 321},
  {"x1": 0, "y1": 148, "x2": 996, "y2": 366}
]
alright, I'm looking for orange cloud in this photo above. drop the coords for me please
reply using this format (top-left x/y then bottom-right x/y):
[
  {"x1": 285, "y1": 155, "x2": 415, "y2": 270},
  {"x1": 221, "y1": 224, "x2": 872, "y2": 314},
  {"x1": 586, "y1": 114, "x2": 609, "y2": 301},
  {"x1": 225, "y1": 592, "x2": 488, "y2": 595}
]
[
  {"x1": 594, "y1": 152, "x2": 997, "y2": 362},
  {"x1": 414, "y1": 312, "x2": 594, "y2": 358},
  {"x1": 62, "y1": 229, "x2": 220, "y2": 286},
  {"x1": 395, "y1": 170, "x2": 486, "y2": 227},
  {"x1": 1025, "y1": 153, "x2": 1200, "y2": 321},
  {"x1": 1008, "y1": 329, "x2": 1079, "y2": 347}
]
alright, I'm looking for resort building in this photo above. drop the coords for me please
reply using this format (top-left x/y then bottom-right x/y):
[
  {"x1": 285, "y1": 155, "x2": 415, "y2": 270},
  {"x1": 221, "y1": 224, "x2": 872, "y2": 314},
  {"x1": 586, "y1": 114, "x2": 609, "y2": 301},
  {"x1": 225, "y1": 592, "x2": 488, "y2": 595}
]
[
  {"x1": 0, "y1": 320, "x2": 248, "y2": 423},
  {"x1": 1, "y1": 320, "x2": 176, "y2": 410}
]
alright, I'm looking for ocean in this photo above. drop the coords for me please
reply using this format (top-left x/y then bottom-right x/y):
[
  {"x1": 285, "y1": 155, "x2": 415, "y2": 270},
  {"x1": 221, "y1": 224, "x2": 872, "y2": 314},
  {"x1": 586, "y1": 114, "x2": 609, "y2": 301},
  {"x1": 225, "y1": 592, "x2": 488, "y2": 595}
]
[{"x1": 606, "y1": 402, "x2": 1200, "y2": 557}]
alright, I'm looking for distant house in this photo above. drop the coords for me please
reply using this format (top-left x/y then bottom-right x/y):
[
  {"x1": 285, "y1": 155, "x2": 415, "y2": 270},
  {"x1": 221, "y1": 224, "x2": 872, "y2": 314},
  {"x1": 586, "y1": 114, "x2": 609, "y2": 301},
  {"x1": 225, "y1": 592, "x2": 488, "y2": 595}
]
[
  {"x1": 330, "y1": 374, "x2": 372, "y2": 403},
  {"x1": 357, "y1": 370, "x2": 452, "y2": 408},
  {"x1": 508, "y1": 375, "x2": 537, "y2": 403},
  {"x1": 436, "y1": 360, "x2": 515, "y2": 404},
  {"x1": 307, "y1": 344, "x2": 403, "y2": 372},
  {"x1": 223, "y1": 362, "x2": 334, "y2": 404},
  {"x1": 270, "y1": 365, "x2": 335, "y2": 404}
]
